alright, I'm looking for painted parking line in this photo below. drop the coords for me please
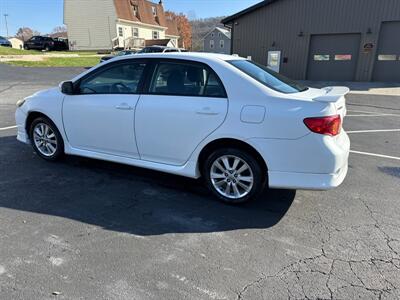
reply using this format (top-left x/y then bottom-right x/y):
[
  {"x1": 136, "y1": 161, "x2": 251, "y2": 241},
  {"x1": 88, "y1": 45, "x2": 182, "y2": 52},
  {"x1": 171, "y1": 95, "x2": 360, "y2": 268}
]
[
  {"x1": 348, "y1": 109, "x2": 383, "y2": 114},
  {"x1": 350, "y1": 150, "x2": 400, "y2": 161},
  {"x1": 347, "y1": 114, "x2": 400, "y2": 117},
  {"x1": 346, "y1": 129, "x2": 400, "y2": 134},
  {"x1": 0, "y1": 125, "x2": 17, "y2": 131}
]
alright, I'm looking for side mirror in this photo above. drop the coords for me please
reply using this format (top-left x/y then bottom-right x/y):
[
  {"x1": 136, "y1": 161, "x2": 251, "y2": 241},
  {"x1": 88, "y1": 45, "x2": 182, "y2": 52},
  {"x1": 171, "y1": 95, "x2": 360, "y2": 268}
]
[{"x1": 60, "y1": 81, "x2": 74, "y2": 95}]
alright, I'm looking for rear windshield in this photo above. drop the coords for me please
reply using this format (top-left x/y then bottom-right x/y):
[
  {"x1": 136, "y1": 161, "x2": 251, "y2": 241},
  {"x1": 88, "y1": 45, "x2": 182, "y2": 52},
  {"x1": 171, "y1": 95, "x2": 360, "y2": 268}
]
[
  {"x1": 140, "y1": 47, "x2": 164, "y2": 53},
  {"x1": 228, "y1": 60, "x2": 308, "y2": 94}
]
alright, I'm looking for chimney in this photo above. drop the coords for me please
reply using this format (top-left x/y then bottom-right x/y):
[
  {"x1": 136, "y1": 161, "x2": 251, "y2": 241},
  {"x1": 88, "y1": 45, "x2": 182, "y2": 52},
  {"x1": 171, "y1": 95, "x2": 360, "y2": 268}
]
[{"x1": 159, "y1": 0, "x2": 163, "y2": 5}]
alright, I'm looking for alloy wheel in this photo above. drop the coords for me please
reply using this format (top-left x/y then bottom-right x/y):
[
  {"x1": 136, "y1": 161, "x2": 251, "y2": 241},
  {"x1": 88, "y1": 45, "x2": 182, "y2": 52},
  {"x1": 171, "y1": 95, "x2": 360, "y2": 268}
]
[
  {"x1": 33, "y1": 123, "x2": 58, "y2": 157},
  {"x1": 210, "y1": 155, "x2": 254, "y2": 199}
]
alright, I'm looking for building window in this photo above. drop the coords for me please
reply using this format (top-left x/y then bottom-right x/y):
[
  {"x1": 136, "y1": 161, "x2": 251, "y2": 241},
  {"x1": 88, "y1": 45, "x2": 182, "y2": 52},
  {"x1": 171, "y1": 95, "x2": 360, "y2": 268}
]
[
  {"x1": 335, "y1": 54, "x2": 352, "y2": 61},
  {"x1": 314, "y1": 55, "x2": 329, "y2": 61},
  {"x1": 220, "y1": 40, "x2": 224, "y2": 48},
  {"x1": 118, "y1": 27, "x2": 123, "y2": 37},
  {"x1": 152, "y1": 31, "x2": 159, "y2": 39},
  {"x1": 132, "y1": 27, "x2": 139, "y2": 38},
  {"x1": 132, "y1": 5, "x2": 138, "y2": 17},
  {"x1": 378, "y1": 54, "x2": 397, "y2": 61},
  {"x1": 211, "y1": 33, "x2": 214, "y2": 38},
  {"x1": 152, "y1": 6, "x2": 157, "y2": 16},
  {"x1": 218, "y1": 33, "x2": 221, "y2": 37},
  {"x1": 210, "y1": 40, "x2": 214, "y2": 49}
]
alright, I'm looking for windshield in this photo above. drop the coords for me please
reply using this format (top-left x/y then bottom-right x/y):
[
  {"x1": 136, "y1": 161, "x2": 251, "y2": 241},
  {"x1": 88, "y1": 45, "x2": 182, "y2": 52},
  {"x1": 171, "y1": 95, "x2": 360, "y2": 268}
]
[{"x1": 228, "y1": 60, "x2": 308, "y2": 94}]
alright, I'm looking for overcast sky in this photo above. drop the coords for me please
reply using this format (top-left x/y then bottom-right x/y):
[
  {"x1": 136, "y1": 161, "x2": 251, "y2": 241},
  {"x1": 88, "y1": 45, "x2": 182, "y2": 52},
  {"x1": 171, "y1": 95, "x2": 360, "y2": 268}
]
[{"x1": 0, "y1": 0, "x2": 261, "y2": 36}]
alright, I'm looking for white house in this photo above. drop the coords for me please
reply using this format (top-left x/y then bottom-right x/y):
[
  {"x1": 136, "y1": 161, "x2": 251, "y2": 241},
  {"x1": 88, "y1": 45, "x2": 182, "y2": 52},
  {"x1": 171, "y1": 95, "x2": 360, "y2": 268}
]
[
  {"x1": 64, "y1": 0, "x2": 180, "y2": 51},
  {"x1": 8, "y1": 37, "x2": 24, "y2": 50}
]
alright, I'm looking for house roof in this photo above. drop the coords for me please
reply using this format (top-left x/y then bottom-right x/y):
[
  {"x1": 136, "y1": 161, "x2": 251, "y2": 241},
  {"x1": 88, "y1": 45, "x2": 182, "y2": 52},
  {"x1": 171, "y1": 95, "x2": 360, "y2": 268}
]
[
  {"x1": 202, "y1": 27, "x2": 231, "y2": 40},
  {"x1": 114, "y1": 0, "x2": 169, "y2": 28},
  {"x1": 145, "y1": 39, "x2": 171, "y2": 46},
  {"x1": 221, "y1": 0, "x2": 279, "y2": 24},
  {"x1": 49, "y1": 32, "x2": 68, "y2": 39}
]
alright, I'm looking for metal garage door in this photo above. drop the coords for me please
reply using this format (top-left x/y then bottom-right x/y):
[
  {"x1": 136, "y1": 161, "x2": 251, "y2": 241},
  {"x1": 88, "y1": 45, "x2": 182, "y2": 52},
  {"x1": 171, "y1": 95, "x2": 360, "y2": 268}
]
[
  {"x1": 372, "y1": 22, "x2": 400, "y2": 82},
  {"x1": 307, "y1": 34, "x2": 361, "y2": 81}
]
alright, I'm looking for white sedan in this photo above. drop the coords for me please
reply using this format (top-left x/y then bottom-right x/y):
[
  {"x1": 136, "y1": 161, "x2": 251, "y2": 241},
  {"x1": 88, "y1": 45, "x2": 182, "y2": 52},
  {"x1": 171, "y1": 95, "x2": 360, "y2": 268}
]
[{"x1": 15, "y1": 53, "x2": 350, "y2": 203}]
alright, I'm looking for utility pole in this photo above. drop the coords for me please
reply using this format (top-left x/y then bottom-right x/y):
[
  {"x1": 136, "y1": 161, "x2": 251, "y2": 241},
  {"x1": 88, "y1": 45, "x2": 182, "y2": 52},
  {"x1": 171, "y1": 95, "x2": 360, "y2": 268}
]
[{"x1": 3, "y1": 14, "x2": 9, "y2": 37}]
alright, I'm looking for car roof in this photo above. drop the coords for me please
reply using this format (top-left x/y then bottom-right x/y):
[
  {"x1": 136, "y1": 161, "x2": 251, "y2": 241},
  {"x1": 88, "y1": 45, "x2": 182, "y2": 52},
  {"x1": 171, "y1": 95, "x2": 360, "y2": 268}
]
[
  {"x1": 117, "y1": 52, "x2": 245, "y2": 62},
  {"x1": 73, "y1": 52, "x2": 246, "y2": 82}
]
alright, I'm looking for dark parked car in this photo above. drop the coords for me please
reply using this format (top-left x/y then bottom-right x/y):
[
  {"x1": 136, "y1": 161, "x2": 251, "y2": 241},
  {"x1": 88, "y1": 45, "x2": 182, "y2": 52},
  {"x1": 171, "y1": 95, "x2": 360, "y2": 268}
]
[
  {"x1": 100, "y1": 50, "x2": 137, "y2": 63},
  {"x1": 138, "y1": 46, "x2": 184, "y2": 53},
  {"x1": 0, "y1": 36, "x2": 12, "y2": 47},
  {"x1": 24, "y1": 36, "x2": 68, "y2": 51}
]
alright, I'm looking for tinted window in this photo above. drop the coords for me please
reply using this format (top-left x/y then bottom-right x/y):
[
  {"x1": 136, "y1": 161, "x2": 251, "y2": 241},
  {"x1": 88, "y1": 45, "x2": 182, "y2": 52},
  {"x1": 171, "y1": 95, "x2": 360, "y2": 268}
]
[
  {"x1": 143, "y1": 47, "x2": 163, "y2": 53},
  {"x1": 79, "y1": 62, "x2": 146, "y2": 94},
  {"x1": 149, "y1": 62, "x2": 226, "y2": 97},
  {"x1": 229, "y1": 60, "x2": 307, "y2": 94}
]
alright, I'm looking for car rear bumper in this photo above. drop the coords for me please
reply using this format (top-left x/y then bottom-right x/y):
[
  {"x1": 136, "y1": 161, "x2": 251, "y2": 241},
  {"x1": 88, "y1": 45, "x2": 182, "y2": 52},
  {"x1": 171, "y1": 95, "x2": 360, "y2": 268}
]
[
  {"x1": 267, "y1": 163, "x2": 348, "y2": 190},
  {"x1": 248, "y1": 131, "x2": 350, "y2": 190}
]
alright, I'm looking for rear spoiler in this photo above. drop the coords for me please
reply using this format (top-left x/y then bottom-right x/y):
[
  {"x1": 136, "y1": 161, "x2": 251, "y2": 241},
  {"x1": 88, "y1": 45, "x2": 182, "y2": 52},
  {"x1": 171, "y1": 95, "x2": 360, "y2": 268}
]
[{"x1": 314, "y1": 86, "x2": 350, "y2": 103}]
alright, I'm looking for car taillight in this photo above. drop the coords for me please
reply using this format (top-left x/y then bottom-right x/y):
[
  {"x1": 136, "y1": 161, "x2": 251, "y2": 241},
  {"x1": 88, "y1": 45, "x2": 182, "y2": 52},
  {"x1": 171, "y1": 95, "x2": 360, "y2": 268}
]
[{"x1": 303, "y1": 115, "x2": 341, "y2": 136}]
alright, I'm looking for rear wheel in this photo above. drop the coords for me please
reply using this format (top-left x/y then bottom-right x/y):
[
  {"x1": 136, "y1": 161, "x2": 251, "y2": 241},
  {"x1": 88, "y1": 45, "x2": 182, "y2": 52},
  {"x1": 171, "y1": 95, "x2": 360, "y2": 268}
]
[
  {"x1": 29, "y1": 117, "x2": 64, "y2": 161},
  {"x1": 203, "y1": 148, "x2": 266, "y2": 204}
]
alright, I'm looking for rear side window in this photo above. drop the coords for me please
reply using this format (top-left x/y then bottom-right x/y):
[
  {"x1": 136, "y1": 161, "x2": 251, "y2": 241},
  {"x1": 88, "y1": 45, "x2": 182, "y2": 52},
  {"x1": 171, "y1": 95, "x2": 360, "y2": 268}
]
[
  {"x1": 229, "y1": 60, "x2": 307, "y2": 94},
  {"x1": 149, "y1": 61, "x2": 226, "y2": 98},
  {"x1": 78, "y1": 62, "x2": 146, "y2": 94}
]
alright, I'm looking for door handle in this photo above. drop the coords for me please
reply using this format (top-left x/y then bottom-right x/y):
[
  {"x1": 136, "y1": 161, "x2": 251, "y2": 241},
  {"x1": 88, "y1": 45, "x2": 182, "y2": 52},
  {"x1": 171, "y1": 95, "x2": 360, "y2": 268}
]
[
  {"x1": 115, "y1": 103, "x2": 133, "y2": 110},
  {"x1": 196, "y1": 107, "x2": 219, "y2": 116}
]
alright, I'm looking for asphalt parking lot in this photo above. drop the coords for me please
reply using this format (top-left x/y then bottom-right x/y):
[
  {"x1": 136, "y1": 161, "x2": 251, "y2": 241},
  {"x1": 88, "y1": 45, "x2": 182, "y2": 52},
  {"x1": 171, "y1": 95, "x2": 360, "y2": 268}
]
[{"x1": 0, "y1": 64, "x2": 399, "y2": 300}]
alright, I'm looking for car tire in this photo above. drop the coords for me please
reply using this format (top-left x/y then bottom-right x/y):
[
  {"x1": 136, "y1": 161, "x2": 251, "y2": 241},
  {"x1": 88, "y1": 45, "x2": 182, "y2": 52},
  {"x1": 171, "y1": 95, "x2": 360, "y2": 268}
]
[
  {"x1": 44, "y1": 45, "x2": 50, "y2": 51},
  {"x1": 29, "y1": 117, "x2": 64, "y2": 161},
  {"x1": 202, "y1": 148, "x2": 266, "y2": 204}
]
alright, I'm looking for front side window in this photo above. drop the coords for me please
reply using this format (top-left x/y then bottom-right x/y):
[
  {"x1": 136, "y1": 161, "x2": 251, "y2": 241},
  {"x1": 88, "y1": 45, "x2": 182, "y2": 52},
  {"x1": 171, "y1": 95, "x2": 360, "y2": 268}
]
[
  {"x1": 149, "y1": 62, "x2": 226, "y2": 97},
  {"x1": 220, "y1": 40, "x2": 224, "y2": 48},
  {"x1": 152, "y1": 6, "x2": 157, "y2": 16},
  {"x1": 78, "y1": 62, "x2": 146, "y2": 94},
  {"x1": 229, "y1": 60, "x2": 307, "y2": 94},
  {"x1": 210, "y1": 40, "x2": 214, "y2": 49},
  {"x1": 118, "y1": 27, "x2": 123, "y2": 37},
  {"x1": 152, "y1": 31, "x2": 159, "y2": 39}
]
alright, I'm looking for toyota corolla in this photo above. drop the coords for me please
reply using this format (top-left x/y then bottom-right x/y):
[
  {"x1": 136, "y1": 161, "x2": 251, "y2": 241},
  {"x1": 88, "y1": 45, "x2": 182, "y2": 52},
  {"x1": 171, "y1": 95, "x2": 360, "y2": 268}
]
[{"x1": 15, "y1": 53, "x2": 350, "y2": 203}]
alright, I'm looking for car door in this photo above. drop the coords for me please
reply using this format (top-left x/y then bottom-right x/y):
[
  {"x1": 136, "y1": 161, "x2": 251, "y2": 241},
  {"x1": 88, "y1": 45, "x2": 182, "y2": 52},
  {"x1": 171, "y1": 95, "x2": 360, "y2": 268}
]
[
  {"x1": 63, "y1": 60, "x2": 147, "y2": 158},
  {"x1": 26, "y1": 37, "x2": 36, "y2": 49},
  {"x1": 34, "y1": 37, "x2": 43, "y2": 49},
  {"x1": 135, "y1": 59, "x2": 228, "y2": 165}
]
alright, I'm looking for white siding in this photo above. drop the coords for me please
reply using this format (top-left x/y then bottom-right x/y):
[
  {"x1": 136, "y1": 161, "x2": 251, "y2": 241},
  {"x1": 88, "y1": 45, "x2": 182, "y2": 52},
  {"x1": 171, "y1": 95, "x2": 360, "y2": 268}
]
[
  {"x1": 117, "y1": 21, "x2": 166, "y2": 40},
  {"x1": 64, "y1": 0, "x2": 118, "y2": 50}
]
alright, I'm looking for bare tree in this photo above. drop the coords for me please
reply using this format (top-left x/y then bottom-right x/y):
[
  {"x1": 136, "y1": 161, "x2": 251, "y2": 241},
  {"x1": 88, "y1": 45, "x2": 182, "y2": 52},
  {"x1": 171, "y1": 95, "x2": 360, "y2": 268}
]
[
  {"x1": 51, "y1": 26, "x2": 67, "y2": 34},
  {"x1": 16, "y1": 27, "x2": 40, "y2": 41}
]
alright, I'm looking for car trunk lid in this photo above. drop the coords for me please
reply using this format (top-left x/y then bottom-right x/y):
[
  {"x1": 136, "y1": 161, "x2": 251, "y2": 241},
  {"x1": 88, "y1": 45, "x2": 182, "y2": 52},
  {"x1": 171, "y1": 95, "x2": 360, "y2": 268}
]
[{"x1": 313, "y1": 86, "x2": 349, "y2": 119}]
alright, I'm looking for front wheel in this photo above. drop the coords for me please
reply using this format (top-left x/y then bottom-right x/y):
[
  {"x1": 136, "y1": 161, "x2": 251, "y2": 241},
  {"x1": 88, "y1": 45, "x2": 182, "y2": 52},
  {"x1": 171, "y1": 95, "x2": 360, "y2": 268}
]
[
  {"x1": 202, "y1": 148, "x2": 266, "y2": 204},
  {"x1": 29, "y1": 117, "x2": 64, "y2": 161}
]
